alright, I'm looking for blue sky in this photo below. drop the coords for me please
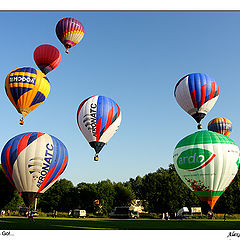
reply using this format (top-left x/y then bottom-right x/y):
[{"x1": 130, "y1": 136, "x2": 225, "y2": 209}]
[{"x1": 1, "y1": 11, "x2": 240, "y2": 186}]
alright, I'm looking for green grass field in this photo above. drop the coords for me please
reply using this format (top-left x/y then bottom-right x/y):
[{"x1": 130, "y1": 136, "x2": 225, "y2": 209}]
[{"x1": 0, "y1": 216, "x2": 240, "y2": 230}]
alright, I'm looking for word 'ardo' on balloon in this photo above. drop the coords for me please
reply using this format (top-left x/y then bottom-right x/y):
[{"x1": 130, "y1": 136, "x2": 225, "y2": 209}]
[{"x1": 173, "y1": 130, "x2": 239, "y2": 210}]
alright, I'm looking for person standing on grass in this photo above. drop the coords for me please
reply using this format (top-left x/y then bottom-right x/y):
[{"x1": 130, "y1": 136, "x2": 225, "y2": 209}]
[
  {"x1": 29, "y1": 209, "x2": 35, "y2": 223},
  {"x1": 224, "y1": 213, "x2": 227, "y2": 221}
]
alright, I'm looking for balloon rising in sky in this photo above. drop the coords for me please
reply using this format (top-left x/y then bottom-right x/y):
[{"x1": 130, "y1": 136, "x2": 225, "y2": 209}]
[
  {"x1": 33, "y1": 44, "x2": 61, "y2": 74},
  {"x1": 77, "y1": 95, "x2": 121, "y2": 161},
  {"x1": 174, "y1": 73, "x2": 219, "y2": 129},
  {"x1": 5, "y1": 67, "x2": 50, "y2": 125},
  {"x1": 208, "y1": 117, "x2": 232, "y2": 137},
  {"x1": 56, "y1": 17, "x2": 84, "y2": 54}
]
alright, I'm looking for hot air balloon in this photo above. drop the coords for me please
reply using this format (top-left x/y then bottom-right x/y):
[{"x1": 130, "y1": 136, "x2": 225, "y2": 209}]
[
  {"x1": 77, "y1": 95, "x2": 121, "y2": 161},
  {"x1": 33, "y1": 44, "x2": 61, "y2": 74},
  {"x1": 208, "y1": 117, "x2": 232, "y2": 137},
  {"x1": 173, "y1": 130, "x2": 239, "y2": 210},
  {"x1": 5, "y1": 67, "x2": 50, "y2": 125},
  {"x1": 56, "y1": 17, "x2": 84, "y2": 54},
  {"x1": 1, "y1": 132, "x2": 68, "y2": 207},
  {"x1": 174, "y1": 73, "x2": 219, "y2": 129}
]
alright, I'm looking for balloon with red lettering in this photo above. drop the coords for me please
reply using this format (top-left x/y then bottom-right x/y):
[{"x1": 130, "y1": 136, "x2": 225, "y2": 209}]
[
  {"x1": 208, "y1": 117, "x2": 232, "y2": 137},
  {"x1": 174, "y1": 73, "x2": 219, "y2": 129},
  {"x1": 56, "y1": 17, "x2": 84, "y2": 53},
  {"x1": 5, "y1": 67, "x2": 51, "y2": 125},
  {"x1": 1, "y1": 132, "x2": 68, "y2": 207},
  {"x1": 77, "y1": 95, "x2": 121, "y2": 161},
  {"x1": 33, "y1": 44, "x2": 61, "y2": 74},
  {"x1": 173, "y1": 130, "x2": 239, "y2": 210}
]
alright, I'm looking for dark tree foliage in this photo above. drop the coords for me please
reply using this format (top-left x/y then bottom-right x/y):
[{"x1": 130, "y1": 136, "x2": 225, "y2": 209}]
[
  {"x1": 214, "y1": 169, "x2": 240, "y2": 214},
  {"x1": 95, "y1": 180, "x2": 116, "y2": 215},
  {"x1": 0, "y1": 164, "x2": 15, "y2": 209},
  {"x1": 38, "y1": 179, "x2": 76, "y2": 212},
  {"x1": 77, "y1": 182, "x2": 97, "y2": 212},
  {"x1": 2, "y1": 164, "x2": 240, "y2": 214},
  {"x1": 113, "y1": 182, "x2": 135, "y2": 206},
  {"x1": 3, "y1": 190, "x2": 24, "y2": 210}
]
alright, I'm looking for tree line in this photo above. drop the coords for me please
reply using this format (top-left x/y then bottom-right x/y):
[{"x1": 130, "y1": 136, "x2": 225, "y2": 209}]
[{"x1": 1, "y1": 164, "x2": 240, "y2": 215}]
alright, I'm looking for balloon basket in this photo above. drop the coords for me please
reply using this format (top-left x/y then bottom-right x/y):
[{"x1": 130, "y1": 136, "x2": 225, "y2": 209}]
[
  {"x1": 94, "y1": 155, "x2": 99, "y2": 161},
  {"x1": 19, "y1": 118, "x2": 24, "y2": 125}
]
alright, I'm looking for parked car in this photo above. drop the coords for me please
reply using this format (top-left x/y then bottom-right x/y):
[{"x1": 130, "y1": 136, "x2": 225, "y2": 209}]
[
  {"x1": 109, "y1": 206, "x2": 139, "y2": 219},
  {"x1": 72, "y1": 209, "x2": 86, "y2": 218}
]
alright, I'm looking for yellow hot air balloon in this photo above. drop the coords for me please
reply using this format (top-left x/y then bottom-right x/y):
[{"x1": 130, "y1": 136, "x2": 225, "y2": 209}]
[{"x1": 5, "y1": 67, "x2": 50, "y2": 125}]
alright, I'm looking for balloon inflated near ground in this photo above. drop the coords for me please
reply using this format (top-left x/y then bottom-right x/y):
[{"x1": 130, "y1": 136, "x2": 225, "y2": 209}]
[
  {"x1": 1, "y1": 132, "x2": 68, "y2": 207},
  {"x1": 173, "y1": 130, "x2": 239, "y2": 210}
]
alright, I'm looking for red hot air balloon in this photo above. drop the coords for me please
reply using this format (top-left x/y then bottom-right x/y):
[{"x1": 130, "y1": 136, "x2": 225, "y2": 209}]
[{"x1": 33, "y1": 44, "x2": 61, "y2": 74}]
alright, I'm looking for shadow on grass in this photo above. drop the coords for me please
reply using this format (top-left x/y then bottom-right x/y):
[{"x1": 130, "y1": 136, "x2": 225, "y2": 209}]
[{"x1": 0, "y1": 217, "x2": 240, "y2": 230}]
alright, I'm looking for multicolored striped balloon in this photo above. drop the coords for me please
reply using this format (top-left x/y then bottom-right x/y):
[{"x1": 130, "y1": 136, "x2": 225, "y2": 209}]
[
  {"x1": 33, "y1": 44, "x2": 61, "y2": 74},
  {"x1": 56, "y1": 17, "x2": 84, "y2": 53},
  {"x1": 174, "y1": 73, "x2": 219, "y2": 129},
  {"x1": 77, "y1": 96, "x2": 121, "y2": 161},
  {"x1": 1, "y1": 132, "x2": 68, "y2": 207},
  {"x1": 208, "y1": 117, "x2": 232, "y2": 137},
  {"x1": 173, "y1": 130, "x2": 239, "y2": 210},
  {"x1": 5, "y1": 67, "x2": 50, "y2": 125}
]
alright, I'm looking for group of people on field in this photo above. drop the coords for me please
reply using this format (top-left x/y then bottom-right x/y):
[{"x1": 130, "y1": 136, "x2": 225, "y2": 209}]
[{"x1": 26, "y1": 208, "x2": 35, "y2": 222}]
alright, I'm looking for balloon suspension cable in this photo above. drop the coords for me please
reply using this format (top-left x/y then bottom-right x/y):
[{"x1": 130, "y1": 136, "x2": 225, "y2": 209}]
[
  {"x1": 197, "y1": 123, "x2": 202, "y2": 130},
  {"x1": 94, "y1": 154, "x2": 99, "y2": 161},
  {"x1": 19, "y1": 117, "x2": 24, "y2": 125}
]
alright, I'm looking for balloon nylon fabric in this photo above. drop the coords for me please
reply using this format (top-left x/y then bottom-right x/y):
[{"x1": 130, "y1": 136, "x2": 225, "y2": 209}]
[
  {"x1": 56, "y1": 17, "x2": 84, "y2": 51},
  {"x1": 1, "y1": 132, "x2": 68, "y2": 206},
  {"x1": 208, "y1": 117, "x2": 232, "y2": 137},
  {"x1": 5, "y1": 67, "x2": 50, "y2": 119},
  {"x1": 173, "y1": 130, "x2": 239, "y2": 209},
  {"x1": 77, "y1": 95, "x2": 121, "y2": 154},
  {"x1": 34, "y1": 44, "x2": 61, "y2": 74},
  {"x1": 174, "y1": 73, "x2": 219, "y2": 123}
]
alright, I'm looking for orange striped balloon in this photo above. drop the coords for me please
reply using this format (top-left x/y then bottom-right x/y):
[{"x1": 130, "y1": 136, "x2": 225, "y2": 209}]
[{"x1": 208, "y1": 117, "x2": 232, "y2": 137}]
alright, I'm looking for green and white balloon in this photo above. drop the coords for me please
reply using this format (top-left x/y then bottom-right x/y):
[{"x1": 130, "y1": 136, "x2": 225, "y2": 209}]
[{"x1": 173, "y1": 130, "x2": 239, "y2": 209}]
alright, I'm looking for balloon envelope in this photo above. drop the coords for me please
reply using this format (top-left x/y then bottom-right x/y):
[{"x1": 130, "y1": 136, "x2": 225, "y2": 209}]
[
  {"x1": 5, "y1": 67, "x2": 50, "y2": 124},
  {"x1": 77, "y1": 96, "x2": 121, "y2": 159},
  {"x1": 174, "y1": 73, "x2": 219, "y2": 129},
  {"x1": 56, "y1": 17, "x2": 84, "y2": 53},
  {"x1": 33, "y1": 44, "x2": 61, "y2": 74},
  {"x1": 208, "y1": 117, "x2": 232, "y2": 137},
  {"x1": 1, "y1": 132, "x2": 68, "y2": 207},
  {"x1": 173, "y1": 130, "x2": 239, "y2": 210}
]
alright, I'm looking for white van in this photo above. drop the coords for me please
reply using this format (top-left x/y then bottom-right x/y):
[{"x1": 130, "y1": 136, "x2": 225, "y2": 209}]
[{"x1": 73, "y1": 209, "x2": 86, "y2": 218}]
